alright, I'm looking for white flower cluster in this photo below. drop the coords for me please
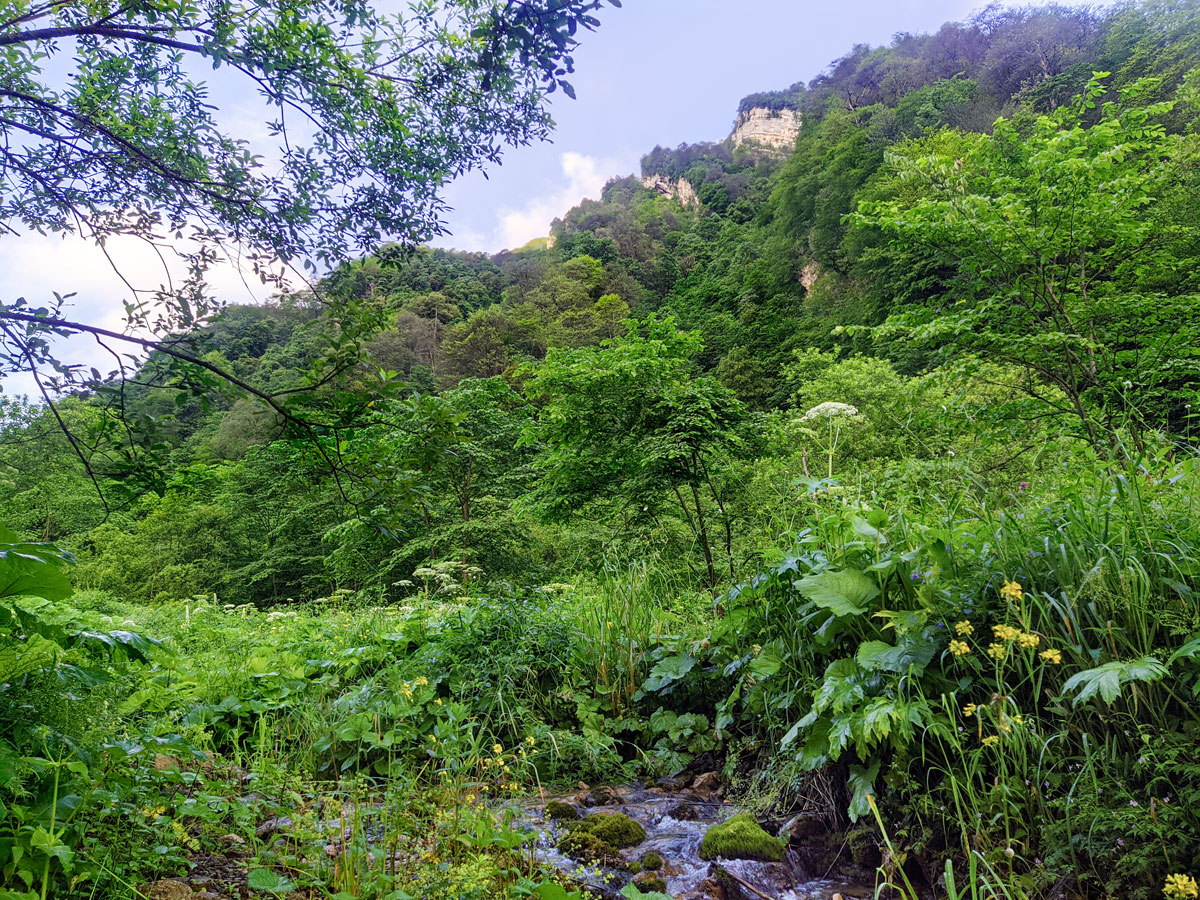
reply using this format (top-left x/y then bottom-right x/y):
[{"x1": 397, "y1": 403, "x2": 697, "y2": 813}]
[{"x1": 802, "y1": 401, "x2": 859, "y2": 420}]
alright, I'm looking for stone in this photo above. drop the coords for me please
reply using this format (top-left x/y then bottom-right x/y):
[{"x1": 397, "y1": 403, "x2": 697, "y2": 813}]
[
  {"x1": 139, "y1": 879, "x2": 193, "y2": 900},
  {"x1": 572, "y1": 811, "x2": 645, "y2": 848},
  {"x1": 729, "y1": 106, "x2": 801, "y2": 151},
  {"x1": 544, "y1": 799, "x2": 579, "y2": 820},
  {"x1": 586, "y1": 785, "x2": 621, "y2": 806},
  {"x1": 153, "y1": 754, "x2": 182, "y2": 771},
  {"x1": 255, "y1": 815, "x2": 293, "y2": 838},
  {"x1": 220, "y1": 833, "x2": 246, "y2": 846},
  {"x1": 699, "y1": 813, "x2": 785, "y2": 862},
  {"x1": 691, "y1": 772, "x2": 721, "y2": 796}
]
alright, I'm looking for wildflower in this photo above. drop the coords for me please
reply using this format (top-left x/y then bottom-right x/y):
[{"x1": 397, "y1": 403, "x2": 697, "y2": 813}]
[
  {"x1": 954, "y1": 620, "x2": 974, "y2": 636},
  {"x1": 433, "y1": 698, "x2": 443, "y2": 705},
  {"x1": 963, "y1": 703, "x2": 978, "y2": 718},
  {"x1": 1164, "y1": 874, "x2": 1199, "y2": 900},
  {"x1": 1000, "y1": 580, "x2": 1024, "y2": 603},
  {"x1": 992, "y1": 624, "x2": 1021, "y2": 642},
  {"x1": 525, "y1": 736, "x2": 536, "y2": 746},
  {"x1": 802, "y1": 401, "x2": 859, "y2": 420},
  {"x1": 1017, "y1": 632, "x2": 1040, "y2": 649},
  {"x1": 1039, "y1": 648, "x2": 1063, "y2": 664},
  {"x1": 493, "y1": 743, "x2": 503, "y2": 754},
  {"x1": 1012, "y1": 714, "x2": 1024, "y2": 726},
  {"x1": 988, "y1": 642, "x2": 1007, "y2": 660},
  {"x1": 982, "y1": 735, "x2": 1000, "y2": 747},
  {"x1": 949, "y1": 639, "x2": 971, "y2": 656}
]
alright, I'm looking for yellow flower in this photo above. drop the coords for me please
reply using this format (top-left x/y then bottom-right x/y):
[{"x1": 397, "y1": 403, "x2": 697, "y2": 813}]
[
  {"x1": 949, "y1": 639, "x2": 971, "y2": 656},
  {"x1": 1040, "y1": 648, "x2": 1063, "y2": 665},
  {"x1": 963, "y1": 703, "x2": 977, "y2": 718},
  {"x1": 992, "y1": 624, "x2": 1021, "y2": 642},
  {"x1": 1017, "y1": 632, "x2": 1040, "y2": 649},
  {"x1": 433, "y1": 697, "x2": 443, "y2": 705},
  {"x1": 525, "y1": 736, "x2": 536, "y2": 746},
  {"x1": 954, "y1": 620, "x2": 974, "y2": 636},
  {"x1": 982, "y1": 735, "x2": 1000, "y2": 747},
  {"x1": 1164, "y1": 874, "x2": 1199, "y2": 900},
  {"x1": 493, "y1": 743, "x2": 503, "y2": 754},
  {"x1": 1012, "y1": 714, "x2": 1024, "y2": 726},
  {"x1": 1000, "y1": 579, "x2": 1024, "y2": 603},
  {"x1": 987, "y1": 642, "x2": 1007, "y2": 660}
]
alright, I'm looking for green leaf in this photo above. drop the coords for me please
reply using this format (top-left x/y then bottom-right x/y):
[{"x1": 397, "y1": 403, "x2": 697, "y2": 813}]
[
  {"x1": 1062, "y1": 657, "x2": 1167, "y2": 706},
  {"x1": 643, "y1": 654, "x2": 695, "y2": 692},
  {"x1": 847, "y1": 758, "x2": 881, "y2": 823},
  {"x1": 856, "y1": 635, "x2": 936, "y2": 675},
  {"x1": 246, "y1": 869, "x2": 296, "y2": 895},
  {"x1": 793, "y1": 569, "x2": 879, "y2": 617}
]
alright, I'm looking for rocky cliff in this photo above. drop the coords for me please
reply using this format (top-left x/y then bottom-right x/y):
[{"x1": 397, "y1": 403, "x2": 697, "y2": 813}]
[
  {"x1": 730, "y1": 107, "x2": 801, "y2": 152},
  {"x1": 641, "y1": 174, "x2": 699, "y2": 207}
]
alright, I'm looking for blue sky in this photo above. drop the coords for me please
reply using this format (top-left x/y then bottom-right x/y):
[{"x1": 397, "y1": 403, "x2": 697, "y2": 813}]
[{"x1": 1, "y1": 0, "x2": 1099, "y2": 398}]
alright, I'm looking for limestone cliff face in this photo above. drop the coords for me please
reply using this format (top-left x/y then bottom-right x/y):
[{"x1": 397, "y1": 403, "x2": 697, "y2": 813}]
[
  {"x1": 730, "y1": 107, "x2": 801, "y2": 152},
  {"x1": 641, "y1": 174, "x2": 699, "y2": 207}
]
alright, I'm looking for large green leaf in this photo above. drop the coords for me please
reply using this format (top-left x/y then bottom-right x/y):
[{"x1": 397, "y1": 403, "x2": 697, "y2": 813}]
[
  {"x1": 1062, "y1": 657, "x2": 1167, "y2": 706},
  {"x1": 856, "y1": 635, "x2": 936, "y2": 675},
  {"x1": 793, "y1": 569, "x2": 879, "y2": 617},
  {"x1": 0, "y1": 529, "x2": 74, "y2": 603},
  {"x1": 643, "y1": 654, "x2": 695, "y2": 692}
]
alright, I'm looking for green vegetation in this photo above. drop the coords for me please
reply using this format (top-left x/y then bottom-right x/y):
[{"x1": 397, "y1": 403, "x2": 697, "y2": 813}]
[
  {"x1": 3, "y1": 2, "x2": 1200, "y2": 900},
  {"x1": 698, "y1": 814, "x2": 785, "y2": 863}
]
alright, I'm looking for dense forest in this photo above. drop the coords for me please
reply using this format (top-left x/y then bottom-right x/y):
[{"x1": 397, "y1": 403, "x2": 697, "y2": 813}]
[{"x1": 4, "y1": 2, "x2": 1200, "y2": 899}]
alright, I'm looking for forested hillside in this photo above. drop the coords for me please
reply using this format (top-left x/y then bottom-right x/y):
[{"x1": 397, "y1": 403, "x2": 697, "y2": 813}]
[{"x1": 4, "y1": 2, "x2": 1200, "y2": 899}]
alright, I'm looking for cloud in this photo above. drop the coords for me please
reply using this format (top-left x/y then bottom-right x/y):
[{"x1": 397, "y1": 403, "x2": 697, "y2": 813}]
[
  {"x1": 0, "y1": 231, "x2": 284, "y2": 399},
  {"x1": 447, "y1": 151, "x2": 634, "y2": 252}
]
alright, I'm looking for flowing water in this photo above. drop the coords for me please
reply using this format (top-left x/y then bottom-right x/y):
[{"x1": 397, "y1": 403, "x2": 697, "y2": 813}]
[{"x1": 515, "y1": 784, "x2": 873, "y2": 900}]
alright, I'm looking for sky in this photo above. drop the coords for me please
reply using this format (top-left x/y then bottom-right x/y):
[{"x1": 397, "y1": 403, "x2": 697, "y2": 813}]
[{"x1": 0, "y1": 0, "x2": 1099, "y2": 398}]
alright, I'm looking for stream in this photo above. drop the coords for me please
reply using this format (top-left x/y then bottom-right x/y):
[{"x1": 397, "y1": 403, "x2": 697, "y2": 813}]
[{"x1": 514, "y1": 783, "x2": 875, "y2": 900}]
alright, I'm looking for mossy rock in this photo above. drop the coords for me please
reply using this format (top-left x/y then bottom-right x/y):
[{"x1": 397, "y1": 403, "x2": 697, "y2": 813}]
[
  {"x1": 544, "y1": 799, "x2": 579, "y2": 821},
  {"x1": 631, "y1": 873, "x2": 667, "y2": 894},
  {"x1": 638, "y1": 850, "x2": 664, "y2": 871},
  {"x1": 698, "y1": 813, "x2": 785, "y2": 862},
  {"x1": 572, "y1": 812, "x2": 645, "y2": 848},
  {"x1": 846, "y1": 823, "x2": 881, "y2": 867},
  {"x1": 556, "y1": 829, "x2": 627, "y2": 868}
]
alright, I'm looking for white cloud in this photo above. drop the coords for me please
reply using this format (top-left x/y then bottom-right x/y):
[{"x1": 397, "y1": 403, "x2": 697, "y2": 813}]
[
  {"x1": 0, "y1": 231, "x2": 287, "y2": 399},
  {"x1": 445, "y1": 150, "x2": 635, "y2": 252}
]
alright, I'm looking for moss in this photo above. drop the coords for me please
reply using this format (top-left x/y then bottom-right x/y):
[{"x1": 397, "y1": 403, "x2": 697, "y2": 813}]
[
  {"x1": 556, "y1": 829, "x2": 627, "y2": 868},
  {"x1": 846, "y1": 823, "x2": 881, "y2": 867},
  {"x1": 698, "y1": 813, "x2": 784, "y2": 862},
  {"x1": 574, "y1": 812, "x2": 645, "y2": 849},
  {"x1": 638, "y1": 851, "x2": 664, "y2": 871},
  {"x1": 631, "y1": 874, "x2": 667, "y2": 894},
  {"x1": 544, "y1": 800, "x2": 579, "y2": 821}
]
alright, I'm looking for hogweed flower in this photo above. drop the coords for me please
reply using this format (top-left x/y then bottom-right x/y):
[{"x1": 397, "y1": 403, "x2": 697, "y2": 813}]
[
  {"x1": 988, "y1": 642, "x2": 1007, "y2": 660},
  {"x1": 1017, "y1": 632, "x2": 1040, "y2": 650},
  {"x1": 950, "y1": 639, "x2": 971, "y2": 656},
  {"x1": 1039, "y1": 648, "x2": 1063, "y2": 664},
  {"x1": 982, "y1": 735, "x2": 1000, "y2": 747},
  {"x1": 993, "y1": 624, "x2": 1022, "y2": 642},
  {"x1": 802, "y1": 401, "x2": 859, "y2": 420},
  {"x1": 954, "y1": 620, "x2": 974, "y2": 636},
  {"x1": 963, "y1": 703, "x2": 978, "y2": 718}
]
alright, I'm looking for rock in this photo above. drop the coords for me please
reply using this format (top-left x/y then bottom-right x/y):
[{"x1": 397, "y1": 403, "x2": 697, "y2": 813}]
[
  {"x1": 187, "y1": 876, "x2": 213, "y2": 888},
  {"x1": 153, "y1": 754, "x2": 182, "y2": 771},
  {"x1": 139, "y1": 879, "x2": 192, "y2": 900},
  {"x1": 632, "y1": 873, "x2": 667, "y2": 894},
  {"x1": 586, "y1": 785, "x2": 621, "y2": 806},
  {"x1": 638, "y1": 850, "x2": 664, "y2": 871},
  {"x1": 729, "y1": 106, "x2": 802, "y2": 152},
  {"x1": 556, "y1": 829, "x2": 628, "y2": 869},
  {"x1": 255, "y1": 815, "x2": 293, "y2": 838},
  {"x1": 779, "y1": 813, "x2": 827, "y2": 842},
  {"x1": 572, "y1": 812, "x2": 646, "y2": 848},
  {"x1": 699, "y1": 813, "x2": 785, "y2": 862},
  {"x1": 220, "y1": 833, "x2": 246, "y2": 846},
  {"x1": 544, "y1": 799, "x2": 579, "y2": 820},
  {"x1": 667, "y1": 800, "x2": 699, "y2": 821},
  {"x1": 691, "y1": 772, "x2": 721, "y2": 797},
  {"x1": 196, "y1": 893, "x2": 223, "y2": 900}
]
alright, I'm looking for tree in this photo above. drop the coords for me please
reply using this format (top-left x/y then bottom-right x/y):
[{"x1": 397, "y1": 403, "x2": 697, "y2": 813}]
[
  {"x1": 521, "y1": 317, "x2": 752, "y2": 587},
  {"x1": 854, "y1": 73, "x2": 1200, "y2": 453},
  {"x1": 0, "y1": 0, "x2": 617, "y2": 497}
]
